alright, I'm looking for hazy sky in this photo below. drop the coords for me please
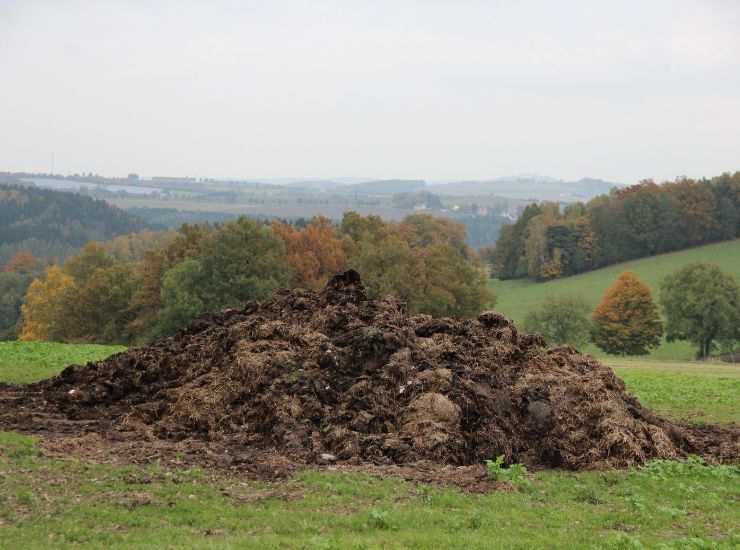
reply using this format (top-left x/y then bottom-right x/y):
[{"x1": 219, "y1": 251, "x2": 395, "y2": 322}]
[{"x1": 1, "y1": 1, "x2": 739, "y2": 183}]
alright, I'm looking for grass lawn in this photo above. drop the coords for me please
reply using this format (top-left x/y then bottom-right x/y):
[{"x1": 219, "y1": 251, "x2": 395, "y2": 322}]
[
  {"x1": 607, "y1": 359, "x2": 740, "y2": 425},
  {"x1": 0, "y1": 344, "x2": 738, "y2": 549},
  {"x1": 0, "y1": 341, "x2": 126, "y2": 384},
  {"x1": 490, "y1": 238, "x2": 740, "y2": 362}
]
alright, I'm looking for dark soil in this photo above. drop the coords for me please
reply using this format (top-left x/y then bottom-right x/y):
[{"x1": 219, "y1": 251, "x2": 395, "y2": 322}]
[{"x1": 1, "y1": 271, "x2": 738, "y2": 477}]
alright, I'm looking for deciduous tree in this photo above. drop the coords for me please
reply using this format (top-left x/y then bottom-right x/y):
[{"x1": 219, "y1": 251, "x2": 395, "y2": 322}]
[
  {"x1": 272, "y1": 217, "x2": 346, "y2": 290},
  {"x1": 197, "y1": 217, "x2": 291, "y2": 310},
  {"x1": 155, "y1": 259, "x2": 206, "y2": 337},
  {"x1": 591, "y1": 272, "x2": 663, "y2": 355},
  {"x1": 19, "y1": 266, "x2": 75, "y2": 341},
  {"x1": 660, "y1": 263, "x2": 740, "y2": 358},
  {"x1": 524, "y1": 296, "x2": 592, "y2": 348}
]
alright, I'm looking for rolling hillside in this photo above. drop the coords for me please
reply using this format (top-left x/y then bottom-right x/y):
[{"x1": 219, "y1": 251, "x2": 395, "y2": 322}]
[
  {"x1": 490, "y1": 238, "x2": 740, "y2": 360},
  {"x1": 0, "y1": 183, "x2": 151, "y2": 265}
]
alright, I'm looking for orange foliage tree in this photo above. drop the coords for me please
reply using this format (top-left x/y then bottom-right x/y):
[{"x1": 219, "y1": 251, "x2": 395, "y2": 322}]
[
  {"x1": 271, "y1": 217, "x2": 346, "y2": 290},
  {"x1": 3, "y1": 251, "x2": 38, "y2": 274},
  {"x1": 591, "y1": 272, "x2": 663, "y2": 355}
]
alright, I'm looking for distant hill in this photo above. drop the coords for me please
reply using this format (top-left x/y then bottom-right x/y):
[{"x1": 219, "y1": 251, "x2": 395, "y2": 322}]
[
  {"x1": 342, "y1": 179, "x2": 427, "y2": 195},
  {"x1": 490, "y1": 238, "x2": 740, "y2": 361},
  {"x1": 0, "y1": 184, "x2": 151, "y2": 265},
  {"x1": 431, "y1": 176, "x2": 622, "y2": 201},
  {"x1": 283, "y1": 180, "x2": 348, "y2": 192}
]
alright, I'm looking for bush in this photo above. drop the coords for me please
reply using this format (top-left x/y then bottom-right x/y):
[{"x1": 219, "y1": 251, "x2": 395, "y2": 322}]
[{"x1": 523, "y1": 295, "x2": 591, "y2": 348}]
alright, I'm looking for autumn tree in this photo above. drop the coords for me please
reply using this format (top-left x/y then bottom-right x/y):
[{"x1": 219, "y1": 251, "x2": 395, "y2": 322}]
[
  {"x1": 102, "y1": 229, "x2": 175, "y2": 262},
  {"x1": 591, "y1": 272, "x2": 663, "y2": 355},
  {"x1": 413, "y1": 243, "x2": 493, "y2": 317},
  {"x1": 398, "y1": 214, "x2": 468, "y2": 256},
  {"x1": 3, "y1": 251, "x2": 38, "y2": 274},
  {"x1": 60, "y1": 263, "x2": 139, "y2": 343},
  {"x1": 660, "y1": 264, "x2": 740, "y2": 358},
  {"x1": 524, "y1": 295, "x2": 592, "y2": 348},
  {"x1": 272, "y1": 217, "x2": 346, "y2": 290},
  {"x1": 62, "y1": 242, "x2": 115, "y2": 283},
  {"x1": 19, "y1": 266, "x2": 75, "y2": 341},
  {"x1": 668, "y1": 179, "x2": 717, "y2": 245},
  {"x1": 340, "y1": 212, "x2": 493, "y2": 317}
]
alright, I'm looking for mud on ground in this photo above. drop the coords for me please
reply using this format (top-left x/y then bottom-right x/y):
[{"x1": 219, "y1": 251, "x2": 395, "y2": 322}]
[{"x1": 1, "y1": 271, "x2": 738, "y2": 486}]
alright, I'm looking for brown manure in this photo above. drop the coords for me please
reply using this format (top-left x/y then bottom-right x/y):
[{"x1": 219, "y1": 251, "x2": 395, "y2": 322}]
[{"x1": 1, "y1": 270, "x2": 737, "y2": 470}]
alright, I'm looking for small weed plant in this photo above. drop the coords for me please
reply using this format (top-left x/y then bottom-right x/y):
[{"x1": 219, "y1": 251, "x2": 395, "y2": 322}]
[{"x1": 485, "y1": 455, "x2": 531, "y2": 489}]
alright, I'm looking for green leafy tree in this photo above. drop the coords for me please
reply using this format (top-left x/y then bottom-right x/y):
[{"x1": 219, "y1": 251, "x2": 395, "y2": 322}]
[
  {"x1": 197, "y1": 217, "x2": 291, "y2": 310},
  {"x1": 591, "y1": 272, "x2": 663, "y2": 355},
  {"x1": 153, "y1": 217, "x2": 292, "y2": 336},
  {"x1": 524, "y1": 295, "x2": 592, "y2": 348},
  {"x1": 129, "y1": 224, "x2": 214, "y2": 338},
  {"x1": 660, "y1": 264, "x2": 740, "y2": 358},
  {"x1": 155, "y1": 259, "x2": 206, "y2": 337}
]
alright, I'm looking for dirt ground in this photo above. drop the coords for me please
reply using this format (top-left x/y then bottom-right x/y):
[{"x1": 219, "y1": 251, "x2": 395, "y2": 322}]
[{"x1": 1, "y1": 271, "x2": 738, "y2": 488}]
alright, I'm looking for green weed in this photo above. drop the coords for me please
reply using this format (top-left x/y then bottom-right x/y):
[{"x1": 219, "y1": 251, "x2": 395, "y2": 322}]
[{"x1": 485, "y1": 455, "x2": 531, "y2": 489}]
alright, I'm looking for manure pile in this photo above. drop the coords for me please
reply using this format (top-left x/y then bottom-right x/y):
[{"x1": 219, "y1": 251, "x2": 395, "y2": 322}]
[{"x1": 2, "y1": 271, "x2": 738, "y2": 470}]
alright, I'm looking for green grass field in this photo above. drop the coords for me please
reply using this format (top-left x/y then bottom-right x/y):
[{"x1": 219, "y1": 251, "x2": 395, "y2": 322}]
[
  {"x1": 490, "y1": 238, "x2": 740, "y2": 361},
  {"x1": 0, "y1": 343, "x2": 738, "y2": 548},
  {"x1": 608, "y1": 359, "x2": 740, "y2": 425},
  {"x1": 0, "y1": 341, "x2": 126, "y2": 384}
]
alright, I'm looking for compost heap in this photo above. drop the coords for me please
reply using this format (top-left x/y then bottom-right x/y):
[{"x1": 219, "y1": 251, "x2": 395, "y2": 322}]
[{"x1": 3, "y1": 271, "x2": 738, "y2": 470}]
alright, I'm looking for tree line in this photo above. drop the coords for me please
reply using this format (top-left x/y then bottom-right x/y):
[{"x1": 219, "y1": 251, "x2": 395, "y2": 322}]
[
  {"x1": 489, "y1": 172, "x2": 740, "y2": 281},
  {"x1": 16, "y1": 213, "x2": 493, "y2": 344},
  {"x1": 525, "y1": 265, "x2": 740, "y2": 359}
]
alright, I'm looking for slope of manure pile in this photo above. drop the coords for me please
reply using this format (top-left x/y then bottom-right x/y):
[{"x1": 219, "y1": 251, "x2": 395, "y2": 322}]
[{"x1": 2, "y1": 271, "x2": 738, "y2": 471}]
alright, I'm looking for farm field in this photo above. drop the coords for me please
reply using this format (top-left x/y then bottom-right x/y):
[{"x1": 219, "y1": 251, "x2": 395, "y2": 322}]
[
  {"x1": 0, "y1": 343, "x2": 738, "y2": 549},
  {"x1": 490, "y1": 238, "x2": 740, "y2": 361}
]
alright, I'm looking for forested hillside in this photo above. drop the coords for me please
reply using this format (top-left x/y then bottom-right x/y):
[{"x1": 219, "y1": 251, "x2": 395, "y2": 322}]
[
  {"x1": 491, "y1": 172, "x2": 740, "y2": 281},
  {"x1": 0, "y1": 184, "x2": 151, "y2": 265}
]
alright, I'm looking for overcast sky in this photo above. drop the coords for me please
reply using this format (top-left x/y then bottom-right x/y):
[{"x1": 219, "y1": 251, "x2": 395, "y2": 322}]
[{"x1": 1, "y1": 1, "x2": 739, "y2": 183}]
